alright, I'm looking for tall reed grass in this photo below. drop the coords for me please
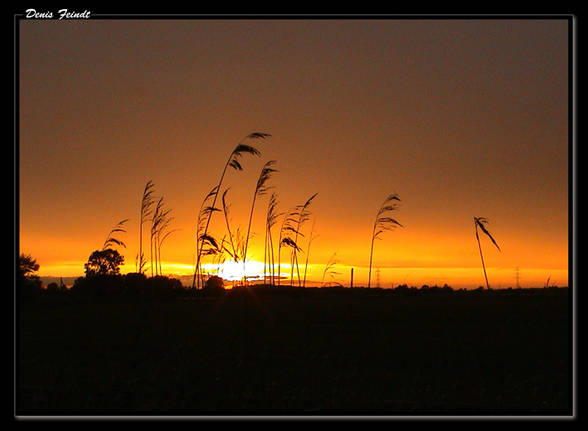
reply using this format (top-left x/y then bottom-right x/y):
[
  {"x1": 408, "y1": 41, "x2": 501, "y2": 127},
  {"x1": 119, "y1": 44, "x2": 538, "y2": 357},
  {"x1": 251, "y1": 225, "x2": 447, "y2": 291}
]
[
  {"x1": 243, "y1": 160, "x2": 278, "y2": 283},
  {"x1": 192, "y1": 133, "x2": 270, "y2": 289},
  {"x1": 137, "y1": 180, "x2": 155, "y2": 274},
  {"x1": 264, "y1": 192, "x2": 281, "y2": 285},
  {"x1": 290, "y1": 193, "x2": 318, "y2": 287},
  {"x1": 473, "y1": 216, "x2": 501, "y2": 290},
  {"x1": 102, "y1": 218, "x2": 129, "y2": 251},
  {"x1": 368, "y1": 193, "x2": 402, "y2": 288}
]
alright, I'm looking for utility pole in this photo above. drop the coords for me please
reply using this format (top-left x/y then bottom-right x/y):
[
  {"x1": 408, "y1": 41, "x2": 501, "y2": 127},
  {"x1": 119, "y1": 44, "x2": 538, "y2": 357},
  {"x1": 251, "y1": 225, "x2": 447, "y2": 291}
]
[
  {"x1": 376, "y1": 268, "x2": 381, "y2": 289},
  {"x1": 515, "y1": 266, "x2": 521, "y2": 289},
  {"x1": 350, "y1": 268, "x2": 354, "y2": 289}
]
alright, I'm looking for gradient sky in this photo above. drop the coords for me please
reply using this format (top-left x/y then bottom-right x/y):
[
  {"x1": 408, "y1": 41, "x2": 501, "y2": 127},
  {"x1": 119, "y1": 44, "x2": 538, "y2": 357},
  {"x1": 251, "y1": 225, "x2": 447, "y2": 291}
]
[{"x1": 18, "y1": 17, "x2": 570, "y2": 288}]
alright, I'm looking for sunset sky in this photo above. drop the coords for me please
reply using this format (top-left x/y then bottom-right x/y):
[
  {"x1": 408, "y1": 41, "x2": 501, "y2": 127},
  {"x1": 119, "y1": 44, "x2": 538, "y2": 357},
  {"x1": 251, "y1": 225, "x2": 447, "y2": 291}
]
[{"x1": 18, "y1": 17, "x2": 571, "y2": 288}]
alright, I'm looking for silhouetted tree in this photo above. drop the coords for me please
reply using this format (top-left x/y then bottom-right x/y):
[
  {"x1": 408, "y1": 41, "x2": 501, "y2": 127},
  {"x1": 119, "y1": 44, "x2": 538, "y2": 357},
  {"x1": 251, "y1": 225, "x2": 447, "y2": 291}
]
[
  {"x1": 145, "y1": 275, "x2": 183, "y2": 301},
  {"x1": 72, "y1": 273, "x2": 125, "y2": 298},
  {"x1": 202, "y1": 275, "x2": 225, "y2": 296},
  {"x1": 18, "y1": 254, "x2": 42, "y2": 301},
  {"x1": 46, "y1": 282, "x2": 60, "y2": 294},
  {"x1": 441, "y1": 283, "x2": 453, "y2": 292},
  {"x1": 84, "y1": 248, "x2": 124, "y2": 277},
  {"x1": 19, "y1": 254, "x2": 39, "y2": 278},
  {"x1": 123, "y1": 272, "x2": 148, "y2": 297}
]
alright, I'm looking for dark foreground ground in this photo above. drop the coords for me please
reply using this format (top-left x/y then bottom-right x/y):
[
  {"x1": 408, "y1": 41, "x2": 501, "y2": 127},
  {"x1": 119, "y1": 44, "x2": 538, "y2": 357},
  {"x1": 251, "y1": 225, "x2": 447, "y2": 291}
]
[{"x1": 17, "y1": 287, "x2": 571, "y2": 417}]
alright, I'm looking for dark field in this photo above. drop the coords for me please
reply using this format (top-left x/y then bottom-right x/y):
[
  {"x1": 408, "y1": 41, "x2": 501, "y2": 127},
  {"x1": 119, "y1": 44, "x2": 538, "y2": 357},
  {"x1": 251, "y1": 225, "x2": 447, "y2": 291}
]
[{"x1": 17, "y1": 288, "x2": 572, "y2": 417}]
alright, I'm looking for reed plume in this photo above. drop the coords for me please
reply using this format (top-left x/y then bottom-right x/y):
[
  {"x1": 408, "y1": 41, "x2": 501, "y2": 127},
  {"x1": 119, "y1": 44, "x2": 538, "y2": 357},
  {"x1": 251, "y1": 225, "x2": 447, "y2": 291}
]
[
  {"x1": 473, "y1": 216, "x2": 501, "y2": 290},
  {"x1": 102, "y1": 218, "x2": 129, "y2": 251},
  {"x1": 321, "y1": 252, "x2": 341, "y2": 287},
  {"x1": 199, "y1": 234, "x2": 224, "y2": 269},
  {"x1": 368, "y1": 193, "x2": 402, "y2": 288}
]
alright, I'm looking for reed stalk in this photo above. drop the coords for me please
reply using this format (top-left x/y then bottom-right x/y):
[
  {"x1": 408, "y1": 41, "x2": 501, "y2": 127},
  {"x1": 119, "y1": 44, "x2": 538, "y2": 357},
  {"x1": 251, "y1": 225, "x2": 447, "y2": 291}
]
[
  {"x1": 192, "y1": 186, "x2": 220, "y2": 288},
  {"x1": 243, "y1": 160, "x2": 277, "y2": 284},
  {"x1": 277, "y1": 209, "x2": 299, "y2": 287},
  {"x1": 302, "y1": 220, "x2": 317, "y2": 288},
  {"x1": 264, "y1": 193, "x2": 280, "y2": 285},
  {"x1": 368, "y1": 193, "x2": 402, "y2": 288},
  {"x1": 221, "y1": 189, "x2": 239, "y2": 263},
  {"x1": 473, "y1": 216, "x2": 501, "y2": 290},
  {"x1": 290, "y1": 193, "x2": 318, "y2": 287},
  {"x1": 138, "y1": 180, "x2": 155, "y2": 274},
  {"x1": 150, "y1": 197, "x2": 172, "y2": 277}
]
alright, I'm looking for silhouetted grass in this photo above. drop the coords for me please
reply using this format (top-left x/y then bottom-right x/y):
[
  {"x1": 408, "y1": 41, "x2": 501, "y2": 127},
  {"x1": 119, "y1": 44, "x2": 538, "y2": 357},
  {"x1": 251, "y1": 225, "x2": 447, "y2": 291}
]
[
  {"x1": 192, "y1": 132, "x2": 269, "y2": 289},
  {"x1": 243, "y1": 160, "x2": 278, "y2": 281},
  {"x1": 102, "y1": 219, "x2": 129, "y2": 251},
  {"x1": 474, "y1": 216, "x2": 501, "y2": 290},
  {"x1": 137, "y1": 180, "x2": 155, "y2": 275},
  {"x1": 368, "y1": 193, "x2": 402, "y2": 288},
  {"x1": 290, "y1": 193, "x2": 318, "y2": 287},
  {"x1": 264, "y1": 192, "x2": 280, "y2": 285},
  {"x1": 17, "y1": 288, "x2": 570, "y2": 416}
]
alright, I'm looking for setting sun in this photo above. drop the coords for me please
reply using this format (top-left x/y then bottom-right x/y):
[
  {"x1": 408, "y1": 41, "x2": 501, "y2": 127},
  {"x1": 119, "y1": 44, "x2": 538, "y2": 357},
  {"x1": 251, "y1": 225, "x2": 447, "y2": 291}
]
[{"x1": 201, "y1": 260, "x2": 271, "y2": 283}]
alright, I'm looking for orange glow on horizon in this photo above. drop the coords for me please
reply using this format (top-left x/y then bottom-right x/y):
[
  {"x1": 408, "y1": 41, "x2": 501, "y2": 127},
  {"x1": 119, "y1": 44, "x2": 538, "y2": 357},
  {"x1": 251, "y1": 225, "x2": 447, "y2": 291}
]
[
  {"x1": 21, "y1": 204, "x2": 568, "y2": 290},
  {"x1": 34, "y1": 257, "x2": 568, "y2": 290},
  {"x1": 23, "y1": 210, "x2": 568, "y2": 290}
]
